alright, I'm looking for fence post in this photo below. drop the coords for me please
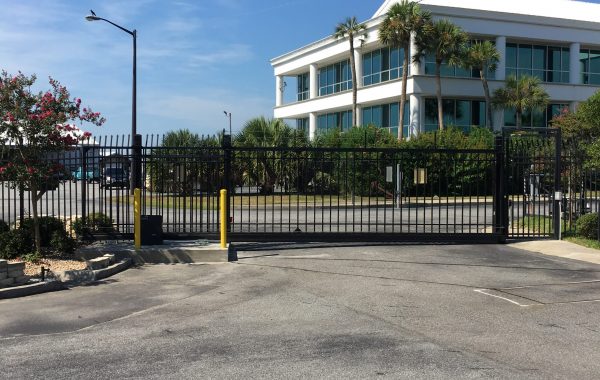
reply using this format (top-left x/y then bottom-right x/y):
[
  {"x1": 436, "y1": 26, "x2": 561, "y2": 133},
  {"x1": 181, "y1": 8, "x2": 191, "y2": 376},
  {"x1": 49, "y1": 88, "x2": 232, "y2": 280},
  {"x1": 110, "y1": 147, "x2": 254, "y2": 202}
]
[
  {"x1": 222, "y1": 132, "x2": 232, "y2": 232},
  {"x1": 220, "y1": 189, "x2": 227, "y2": 248},
  {"x1": 131, "y1": 134, "x2": 142, "y2": 195},
  {"x1": 553, "y1": 129, "x2": 562, "y2": 240},
  {"x1": 134, "y1": 188, "x2": 141, "y2": 249},
  {"x1": 18, "y1": 184, "x2": 25, "y2": 226},
  {"x1": 494, "y1": 135, "x2": 508, "y2": 242},
  {"x1": 81, "y1": 146, "x2": 88, "y2": 227}
]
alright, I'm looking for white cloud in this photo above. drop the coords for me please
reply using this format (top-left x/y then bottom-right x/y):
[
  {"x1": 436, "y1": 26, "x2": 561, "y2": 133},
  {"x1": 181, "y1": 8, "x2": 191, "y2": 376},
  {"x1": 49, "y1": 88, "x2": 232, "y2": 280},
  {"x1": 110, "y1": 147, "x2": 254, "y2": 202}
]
[
  {"x1": 141, "y1": 89, "x2": 273, "y2": 135},
  {"x1": 188, "y1": 44, "x2": 253, "y2": 67}
]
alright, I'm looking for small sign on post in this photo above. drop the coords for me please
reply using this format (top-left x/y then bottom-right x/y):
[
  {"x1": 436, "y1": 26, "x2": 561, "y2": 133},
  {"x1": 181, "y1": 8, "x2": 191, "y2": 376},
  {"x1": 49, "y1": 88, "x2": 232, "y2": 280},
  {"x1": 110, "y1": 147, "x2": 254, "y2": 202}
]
[
  {"x1": 414, "y1": 168, "x2": 427, "y2": 185},
  {"x1": 386, "y1": 166, "x2": 393, "y2": 183}
]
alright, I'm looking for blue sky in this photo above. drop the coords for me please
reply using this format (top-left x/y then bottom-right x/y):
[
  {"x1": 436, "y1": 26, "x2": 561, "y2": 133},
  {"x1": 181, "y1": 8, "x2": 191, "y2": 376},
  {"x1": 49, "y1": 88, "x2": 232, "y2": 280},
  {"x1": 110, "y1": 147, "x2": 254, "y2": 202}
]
[
  {"x1": 0, "y1": 0, "x2": 375, "y2": 137},
  {"x1": 0, "y1": 0, "x2": 598, "y2": 137}
]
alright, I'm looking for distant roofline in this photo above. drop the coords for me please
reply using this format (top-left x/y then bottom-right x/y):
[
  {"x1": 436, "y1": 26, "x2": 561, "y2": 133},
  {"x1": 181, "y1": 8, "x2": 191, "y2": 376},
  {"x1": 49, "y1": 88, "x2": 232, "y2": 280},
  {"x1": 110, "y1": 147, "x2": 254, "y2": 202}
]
[
  {"x1": 271, "y1": 0, "x2": 600, "y2": 67},
  {"x1": 375, "y1": 0, "x2": 600, "y2": 24}
]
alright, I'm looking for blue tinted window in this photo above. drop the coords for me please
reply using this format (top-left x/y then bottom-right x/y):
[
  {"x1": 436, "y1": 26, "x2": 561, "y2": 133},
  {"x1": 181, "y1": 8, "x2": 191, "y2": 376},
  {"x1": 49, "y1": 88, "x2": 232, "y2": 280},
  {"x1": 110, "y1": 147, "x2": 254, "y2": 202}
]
[
  {"x1": 318, "y1": 59, "x2": 352, "y2": 96},
  {"x1": 390, "y1": 103, "x2": 399, "y2": 129},
  {"x1": 363, "y1": 53, "x2": 372, "y2": 76},
  {"x1": 507, "y1": 43, "x2": 569, "y2": 83},
  {"x1": 518, "y1": 45, "x2": 532, "y2": 69},
  {"x1": 506, "y1": 44, "x2": 517, "y2": 68},
  {"x1": 424, "y1": 40, "x2": 496, "y2": 79},
  {"x1": 363, "y1": 107, "x2": 372, "y2": 125},
  {"x1": 362, "y1": 47, "x2": 405, "y2": 86}
]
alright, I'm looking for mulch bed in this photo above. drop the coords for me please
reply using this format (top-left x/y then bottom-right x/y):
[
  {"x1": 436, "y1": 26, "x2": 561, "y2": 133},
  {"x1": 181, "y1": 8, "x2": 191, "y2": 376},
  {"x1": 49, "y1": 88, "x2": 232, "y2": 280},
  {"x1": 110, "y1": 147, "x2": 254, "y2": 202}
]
[{"x1": 9, "y1": 255, "x2": 88, "y2": 277}]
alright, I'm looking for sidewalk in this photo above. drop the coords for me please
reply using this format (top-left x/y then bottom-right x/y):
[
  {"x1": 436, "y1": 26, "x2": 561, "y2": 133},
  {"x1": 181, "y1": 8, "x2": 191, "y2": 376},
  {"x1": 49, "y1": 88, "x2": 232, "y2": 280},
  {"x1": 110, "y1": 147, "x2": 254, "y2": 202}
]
[{"x1": 509, "y1": 240, "x2": 600, "y2": 265}]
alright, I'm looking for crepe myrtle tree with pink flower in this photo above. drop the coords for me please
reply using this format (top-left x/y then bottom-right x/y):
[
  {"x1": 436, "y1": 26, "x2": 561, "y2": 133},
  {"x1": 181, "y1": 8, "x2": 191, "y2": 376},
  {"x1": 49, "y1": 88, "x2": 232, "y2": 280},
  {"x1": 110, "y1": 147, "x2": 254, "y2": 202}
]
[{"x1": 0, "y1": 71, "x2": 105, "y2": 253}]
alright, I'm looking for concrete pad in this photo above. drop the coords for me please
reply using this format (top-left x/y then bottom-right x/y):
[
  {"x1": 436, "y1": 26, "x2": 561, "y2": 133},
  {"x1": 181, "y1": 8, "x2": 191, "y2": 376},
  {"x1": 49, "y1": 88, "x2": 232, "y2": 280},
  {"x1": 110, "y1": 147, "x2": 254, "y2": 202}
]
[
  {"x1": 77, "y1": 240, "x2": 229, "y2": 264},
  {"x1": 509, "y1": 240, "x2": 600, "y2": 265}
]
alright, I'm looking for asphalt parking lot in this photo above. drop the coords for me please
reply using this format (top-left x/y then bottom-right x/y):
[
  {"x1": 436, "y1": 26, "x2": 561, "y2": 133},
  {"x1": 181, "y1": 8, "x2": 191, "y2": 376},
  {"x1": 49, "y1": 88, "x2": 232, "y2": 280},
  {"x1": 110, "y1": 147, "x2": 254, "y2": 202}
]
[{"x1": 2, "y1": 243, "x2": 600, "y2": 379}]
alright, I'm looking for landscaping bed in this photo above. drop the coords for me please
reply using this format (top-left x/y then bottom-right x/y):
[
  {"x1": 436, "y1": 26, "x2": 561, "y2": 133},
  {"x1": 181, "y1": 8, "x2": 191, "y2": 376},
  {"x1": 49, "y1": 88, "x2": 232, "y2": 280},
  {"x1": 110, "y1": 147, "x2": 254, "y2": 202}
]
[{"x1": 9, "y1": 257, "x2": 87, "y2": 278}]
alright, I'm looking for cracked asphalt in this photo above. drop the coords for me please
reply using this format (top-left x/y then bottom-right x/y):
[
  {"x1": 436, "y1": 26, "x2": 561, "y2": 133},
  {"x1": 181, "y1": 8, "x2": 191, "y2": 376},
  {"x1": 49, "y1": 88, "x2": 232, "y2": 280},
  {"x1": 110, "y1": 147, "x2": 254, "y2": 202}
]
[{"x1": 2, "y1": 243, "x2": 600, "y2": 379}]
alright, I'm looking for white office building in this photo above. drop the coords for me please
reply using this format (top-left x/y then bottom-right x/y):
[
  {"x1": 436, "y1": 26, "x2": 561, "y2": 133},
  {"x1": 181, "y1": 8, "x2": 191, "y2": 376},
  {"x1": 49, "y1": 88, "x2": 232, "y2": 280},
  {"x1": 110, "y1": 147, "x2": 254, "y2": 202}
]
[{"x1": 271, "y1": 0, "x2": 600, "y2": 140}]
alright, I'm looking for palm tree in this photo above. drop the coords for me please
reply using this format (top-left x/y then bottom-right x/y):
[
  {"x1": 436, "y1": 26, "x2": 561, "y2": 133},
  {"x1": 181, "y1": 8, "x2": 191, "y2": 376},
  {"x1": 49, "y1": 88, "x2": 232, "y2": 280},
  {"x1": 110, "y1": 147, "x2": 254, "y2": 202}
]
[
  {"x1": 415, "y1": 19, "x2": 468, "y2": 130},
  {"x1": 148, "y1": 129, "x2": 219, "y2": 194},
  {"x1": 334, "y1": 17, "x2": 368, "y2": 128},
  {"x1": 492, "y1": 74, "x2": 550, "y2": 129},
  {"x1": 235, "y1": 117, "x2": 307, "y2": 194},
  {"x1": 378, "y1": 0, "x2": 430, "y2": 140},
  {"x1": 461, "y1": 41, "x2": 499, "y2": 129}
]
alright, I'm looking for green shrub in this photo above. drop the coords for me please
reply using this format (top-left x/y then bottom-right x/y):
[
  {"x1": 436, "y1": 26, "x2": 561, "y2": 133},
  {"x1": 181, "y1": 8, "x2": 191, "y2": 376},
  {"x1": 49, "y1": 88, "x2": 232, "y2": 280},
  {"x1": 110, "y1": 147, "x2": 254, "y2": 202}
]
[
  {"x1": 50, "y1": 230, "x2": 76, "y2": 254},
  {"x1": 19, "y1": 217, "x2": 66, "y2": 247},
  {"x1": 0, "y1": 229, "x2": 34, "y2": 260},
  {"x1": 72, "y1": 213, "x2": 115, "y2": 237},
  {"x1": 0, "y1": 220, "x2": 9, "y2": 233},
  {"x1": 576, "y1": 213, "x2": 599, "y2": 240},
  {"x1": 17, "y1": 217, "x2": 76, "y2": 255}
]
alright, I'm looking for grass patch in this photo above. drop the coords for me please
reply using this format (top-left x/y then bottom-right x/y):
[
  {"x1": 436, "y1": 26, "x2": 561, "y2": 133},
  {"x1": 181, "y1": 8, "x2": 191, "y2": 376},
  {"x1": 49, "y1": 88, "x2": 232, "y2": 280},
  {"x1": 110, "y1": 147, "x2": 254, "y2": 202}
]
[
  {"x1": 564, "y1": 236, "x2": 600, "y2": 251},
  {"x1": 514, "y1": 216, "x2": 554, "y2": 234}
]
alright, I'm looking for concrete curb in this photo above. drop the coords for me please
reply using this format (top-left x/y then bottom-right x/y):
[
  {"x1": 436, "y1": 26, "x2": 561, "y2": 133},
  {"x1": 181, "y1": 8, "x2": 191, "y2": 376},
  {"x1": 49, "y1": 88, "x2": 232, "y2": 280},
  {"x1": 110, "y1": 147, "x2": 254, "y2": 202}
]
[
  {"x1": 93, "y1": 258, "x2": 132, "y2": 281},
  {"x1": 509, "y1": 240, "x2": 600, "y2": 265},
  {"x1": 55, "y1": 259, "x2": 133, "y2": 285},
  {"x1": 0, "y1": 259, "x2": 133, "y2": 300},
  {"x1": 0, "y1": 280, "x2": 66, "y2": 300}
]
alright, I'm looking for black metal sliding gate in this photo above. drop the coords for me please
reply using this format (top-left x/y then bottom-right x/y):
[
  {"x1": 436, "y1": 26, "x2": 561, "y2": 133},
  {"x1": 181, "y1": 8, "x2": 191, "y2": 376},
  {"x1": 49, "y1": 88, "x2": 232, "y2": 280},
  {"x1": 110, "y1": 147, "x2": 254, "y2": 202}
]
[
  {"x1": 223, "y1": 137, "x2": 505, "y2": 243},
  {"x1": 3, "y1": 130, "x2": 576, "y2": 243}
]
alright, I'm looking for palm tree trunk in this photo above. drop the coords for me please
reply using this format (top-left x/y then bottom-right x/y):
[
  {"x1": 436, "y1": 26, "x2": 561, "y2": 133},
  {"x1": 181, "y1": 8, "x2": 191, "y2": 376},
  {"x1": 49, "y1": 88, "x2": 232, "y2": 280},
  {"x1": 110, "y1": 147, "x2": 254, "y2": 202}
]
[
  {"x1": 399, "y1": 47, "x2": 409, "y2": 140},
  {"x1": 516, "y1": 109, "x2": 522, "y2": 129},
  {"x1": 435, "y1": 62, "x2": 443, "y2": 131},
  {"x1": 480, "y1": 69, "x2": 492, "y2": 129},
  {"x1": 349, "y1": 37, "x2": 358, "y2": 128}
]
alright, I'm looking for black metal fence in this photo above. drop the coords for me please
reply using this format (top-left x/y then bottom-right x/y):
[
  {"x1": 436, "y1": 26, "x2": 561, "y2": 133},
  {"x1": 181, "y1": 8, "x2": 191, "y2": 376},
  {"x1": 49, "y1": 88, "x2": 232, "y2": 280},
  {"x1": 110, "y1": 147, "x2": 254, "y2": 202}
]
[{"x1": 1, "y1": 130, "x2": 598, "y2": 243}]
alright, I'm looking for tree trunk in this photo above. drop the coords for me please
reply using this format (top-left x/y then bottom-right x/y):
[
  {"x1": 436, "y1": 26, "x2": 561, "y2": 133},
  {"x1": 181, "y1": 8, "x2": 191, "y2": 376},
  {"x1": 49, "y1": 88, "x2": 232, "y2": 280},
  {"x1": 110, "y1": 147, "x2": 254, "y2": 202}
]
[
  {"x1": 516, "y1": 109, "x2": 522, "y2": 129},
  {"x1": 29, "y1": 183, "x2": 42, "y2": 253},
  {"x1": 435, "y1": 62, "x2": 444, "y2": 131},
  {"x1": 480, "y1": 69, "x2": 493, "y2": 129},
  {"x1": 349, "y1": 36, "x2": 358, "y2": 128},
  {"x1": 399, "y1": 47, "x2": 409, "y2": 140}
]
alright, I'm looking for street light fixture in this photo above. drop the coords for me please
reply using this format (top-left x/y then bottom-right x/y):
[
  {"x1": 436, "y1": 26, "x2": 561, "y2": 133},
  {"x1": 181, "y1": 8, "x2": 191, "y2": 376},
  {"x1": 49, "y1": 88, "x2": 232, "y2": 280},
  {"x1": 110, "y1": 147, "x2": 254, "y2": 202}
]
[
  {"x1": 86, "y1": 9, "x2": 139, "y2": 193},
  {"x1": 85, "y1": 9, "x2": 137, "y2": 137},
  {"x1": 223, "y1": 111, "x2": 232, "y2": 136}
]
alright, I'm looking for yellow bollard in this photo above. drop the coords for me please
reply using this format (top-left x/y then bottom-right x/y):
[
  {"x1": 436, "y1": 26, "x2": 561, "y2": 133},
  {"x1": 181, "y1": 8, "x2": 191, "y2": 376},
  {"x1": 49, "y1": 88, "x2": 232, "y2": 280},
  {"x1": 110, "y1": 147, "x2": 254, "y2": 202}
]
[
  {"x1": 220, "y1": 189, "x2": 227, "y2": 249},
  {"x1": 134, "y1": 188, "x2": 141, "y2": 249}
]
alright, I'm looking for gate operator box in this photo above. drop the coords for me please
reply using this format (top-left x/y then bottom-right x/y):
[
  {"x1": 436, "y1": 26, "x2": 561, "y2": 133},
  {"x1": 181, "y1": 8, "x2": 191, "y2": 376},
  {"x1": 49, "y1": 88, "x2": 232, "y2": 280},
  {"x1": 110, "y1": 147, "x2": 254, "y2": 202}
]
[{"x1": 141, "y1": 215, "x2": 163, "y2": 245}]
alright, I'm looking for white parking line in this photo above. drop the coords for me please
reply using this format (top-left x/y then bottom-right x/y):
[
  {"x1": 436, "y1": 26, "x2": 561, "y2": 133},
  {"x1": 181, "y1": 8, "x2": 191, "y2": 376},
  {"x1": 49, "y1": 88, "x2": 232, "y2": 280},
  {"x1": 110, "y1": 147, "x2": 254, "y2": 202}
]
[{"x1": 474, "y1": 289, "x2": 539, "y2": 307}]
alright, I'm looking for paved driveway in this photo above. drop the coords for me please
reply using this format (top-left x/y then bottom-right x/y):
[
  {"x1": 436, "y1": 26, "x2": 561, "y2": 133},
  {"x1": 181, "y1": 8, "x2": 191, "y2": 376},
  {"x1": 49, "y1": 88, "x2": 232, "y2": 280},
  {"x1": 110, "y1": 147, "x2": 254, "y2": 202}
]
[{"x1": 2, "y1": 244, "x2": 600, "y2": 379}]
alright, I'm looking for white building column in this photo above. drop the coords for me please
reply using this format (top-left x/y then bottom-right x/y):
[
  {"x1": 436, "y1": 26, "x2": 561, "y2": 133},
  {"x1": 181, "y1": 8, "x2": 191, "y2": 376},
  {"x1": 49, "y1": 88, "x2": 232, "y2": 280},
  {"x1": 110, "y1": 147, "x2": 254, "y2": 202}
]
[
  {"x1": 275, "y1": 75, "x2": 284, "y2": 107},
  {"x1": 355, "y1": 105, "x2": 363, "y2": 127},
  {"x1": 570, "y1": 101, "x2": 580, "y2": 113},
  {"x1": 493, "y1": 109, "x2": 504, "y2": 132},
  {"x1": 495, "y1": 36, "x2": 506, "y2": 81},
  {"x1": 570, "y1": 42, "x2": 581, "y2": 85},
  {"x1": 409, "y1": 94, "x2": 421, "y2": 136},
  {"x1": 309, "y1": 112, "x2": 317, "y2": 141},
  {"x1": 410, "y1": 32, "x2": 423, "y2": 76},
  {"x1": 309, "y1": 64, "x2": 318, "y2": 99}
]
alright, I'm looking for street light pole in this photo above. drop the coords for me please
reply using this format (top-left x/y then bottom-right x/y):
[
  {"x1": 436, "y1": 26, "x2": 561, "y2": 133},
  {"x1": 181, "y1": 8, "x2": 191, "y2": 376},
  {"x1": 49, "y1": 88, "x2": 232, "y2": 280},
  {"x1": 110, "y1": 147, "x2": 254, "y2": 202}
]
[
  {"x1": 223, "y1": 111, "x2": 232, "y2": 136},
  {"x1": 86, "y1": 11, "x2": 137, "y2": 137},
  {"x1": 132, "y1": 29, "x2": 137, "y2": 137},
  {"x1": 86, "y1": 10, "x2": 139, "y2": 193}
]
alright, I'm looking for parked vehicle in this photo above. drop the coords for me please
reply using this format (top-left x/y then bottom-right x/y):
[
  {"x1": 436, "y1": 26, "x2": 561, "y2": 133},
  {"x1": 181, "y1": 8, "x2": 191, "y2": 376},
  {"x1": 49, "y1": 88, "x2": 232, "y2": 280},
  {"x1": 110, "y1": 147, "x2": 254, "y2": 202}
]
[
  {"x1": 101, "y1": 167, "x2": 129, "y2": 189},
  {"x1": 71, "y1": 167, "x2": 101, "y2": 182}
]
